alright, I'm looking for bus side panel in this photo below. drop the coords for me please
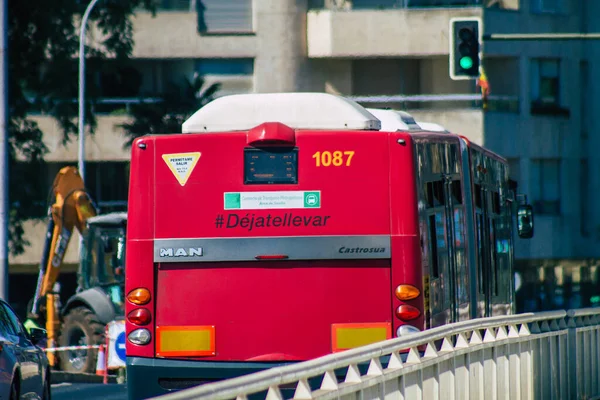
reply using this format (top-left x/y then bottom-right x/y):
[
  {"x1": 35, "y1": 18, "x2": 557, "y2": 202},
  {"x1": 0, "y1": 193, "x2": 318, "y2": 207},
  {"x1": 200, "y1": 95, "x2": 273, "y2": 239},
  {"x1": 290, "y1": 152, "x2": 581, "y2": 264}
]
[
  {"x1": 388, "y1": 133, "x2": 424, "y2": 332},
  {"x1": 126, "y1": 137, "x2": 157, "y2": 359},
  {"x1": 154, "y1": 260, "x2": 392, "y2": 361}
]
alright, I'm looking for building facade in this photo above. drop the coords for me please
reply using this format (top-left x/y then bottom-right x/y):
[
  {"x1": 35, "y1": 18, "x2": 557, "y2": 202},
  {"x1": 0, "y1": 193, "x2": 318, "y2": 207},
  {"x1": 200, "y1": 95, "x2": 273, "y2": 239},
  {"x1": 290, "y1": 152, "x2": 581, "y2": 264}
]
[{"x1": 13, "y1": 0, "x2": 600, "y2": 312}]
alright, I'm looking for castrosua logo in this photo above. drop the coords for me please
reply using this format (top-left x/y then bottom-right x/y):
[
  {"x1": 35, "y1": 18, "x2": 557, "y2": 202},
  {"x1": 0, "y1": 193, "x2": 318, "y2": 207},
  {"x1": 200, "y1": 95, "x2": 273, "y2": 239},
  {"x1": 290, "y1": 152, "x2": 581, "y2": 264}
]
[{"x1": 338, "y1": 246, "x2": 386, "y2": 254}]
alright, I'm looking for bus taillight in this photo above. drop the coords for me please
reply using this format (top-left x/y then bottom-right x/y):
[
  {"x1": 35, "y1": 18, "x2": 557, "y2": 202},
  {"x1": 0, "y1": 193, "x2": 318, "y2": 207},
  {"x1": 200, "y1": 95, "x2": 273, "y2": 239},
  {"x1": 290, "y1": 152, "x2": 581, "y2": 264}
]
[
  {"x1": 395, "y1": 305, "x2": 421, "y2": 321},
  {"x1": 127, "y1": 288, "x2": 151, "y2": 305},
  {"x1": 394, "y1": 285, "x2": 420, "y2": 301},
  {"x1": 128, "y1": 308, "x2": 152, "y2": 326},
  {"x1": 396, "y1": 325, "x2": 421, "y2": 337},
  {"x1": 128, "y1": 329, "x2": 151, "y2": 345}
]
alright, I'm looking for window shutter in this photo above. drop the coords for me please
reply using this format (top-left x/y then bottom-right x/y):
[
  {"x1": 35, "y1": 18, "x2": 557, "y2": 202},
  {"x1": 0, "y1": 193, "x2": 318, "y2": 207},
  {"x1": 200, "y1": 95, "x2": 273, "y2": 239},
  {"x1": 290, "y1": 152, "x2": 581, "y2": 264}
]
[{"x1": 199, "y1": 0, "x2": 253, "y2": 33}]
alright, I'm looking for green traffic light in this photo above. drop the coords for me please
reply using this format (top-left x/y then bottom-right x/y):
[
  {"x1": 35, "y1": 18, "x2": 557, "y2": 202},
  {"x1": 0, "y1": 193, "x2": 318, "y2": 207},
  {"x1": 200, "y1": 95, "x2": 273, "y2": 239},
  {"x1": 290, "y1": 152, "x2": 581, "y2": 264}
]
[{"x1": 459, "y1": 56, "x2": 473, "y2": 69}]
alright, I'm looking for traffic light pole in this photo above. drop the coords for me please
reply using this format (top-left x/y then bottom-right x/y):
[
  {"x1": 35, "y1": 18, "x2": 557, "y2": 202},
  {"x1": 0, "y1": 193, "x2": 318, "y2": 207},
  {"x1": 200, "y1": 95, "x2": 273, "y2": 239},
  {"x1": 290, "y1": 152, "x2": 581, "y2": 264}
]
[{"x1": 483, "y1": 33, "x2": 600, "y2": 41}]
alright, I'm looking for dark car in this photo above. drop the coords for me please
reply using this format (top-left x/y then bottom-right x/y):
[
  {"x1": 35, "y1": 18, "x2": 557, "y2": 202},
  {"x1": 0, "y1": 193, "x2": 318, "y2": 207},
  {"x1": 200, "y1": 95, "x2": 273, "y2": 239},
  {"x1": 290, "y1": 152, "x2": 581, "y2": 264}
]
[{"x1": 0, "y1": 299, "x2": 50, "y2": 399}]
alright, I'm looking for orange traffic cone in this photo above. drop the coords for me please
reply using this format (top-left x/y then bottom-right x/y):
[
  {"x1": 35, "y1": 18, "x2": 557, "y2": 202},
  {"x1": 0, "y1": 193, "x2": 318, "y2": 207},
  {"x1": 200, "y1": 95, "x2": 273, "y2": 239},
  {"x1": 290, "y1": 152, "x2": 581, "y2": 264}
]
[{"x1": 96, "y1": 345, "x2": 106, "y2": 376}]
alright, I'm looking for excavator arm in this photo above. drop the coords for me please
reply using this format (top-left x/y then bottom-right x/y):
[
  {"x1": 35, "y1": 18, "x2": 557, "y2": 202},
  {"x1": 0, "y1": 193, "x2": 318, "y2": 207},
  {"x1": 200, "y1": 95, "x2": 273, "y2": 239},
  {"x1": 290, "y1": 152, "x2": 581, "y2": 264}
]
[{"x1": 29, "y1": 166, "x2": 97, "y2": 361}]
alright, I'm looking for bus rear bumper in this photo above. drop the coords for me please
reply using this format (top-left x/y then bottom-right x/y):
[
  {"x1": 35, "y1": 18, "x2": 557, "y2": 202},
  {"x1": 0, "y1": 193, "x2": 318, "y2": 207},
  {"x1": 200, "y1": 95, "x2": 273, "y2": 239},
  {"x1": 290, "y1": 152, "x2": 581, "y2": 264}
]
[{"x1": 126, "y1": 356, "x2": 295, "y2": 400}]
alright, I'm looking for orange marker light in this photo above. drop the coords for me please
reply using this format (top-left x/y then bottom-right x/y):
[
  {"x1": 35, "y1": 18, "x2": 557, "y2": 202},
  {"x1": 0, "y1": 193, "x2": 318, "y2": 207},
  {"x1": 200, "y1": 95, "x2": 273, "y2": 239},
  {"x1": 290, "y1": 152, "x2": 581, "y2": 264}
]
[
  {"x1": 128, "y1": 308, "x2": 152, "y2": 326},
  {"x1": 127, "y1": 288, "x2": 151, "y2": 305},
  {"x1": 395, "y1": 305, "x2": 421, "y2": 321},
  {"x1": 395, "y1": 285, "x2": 420, "y2": 301}
]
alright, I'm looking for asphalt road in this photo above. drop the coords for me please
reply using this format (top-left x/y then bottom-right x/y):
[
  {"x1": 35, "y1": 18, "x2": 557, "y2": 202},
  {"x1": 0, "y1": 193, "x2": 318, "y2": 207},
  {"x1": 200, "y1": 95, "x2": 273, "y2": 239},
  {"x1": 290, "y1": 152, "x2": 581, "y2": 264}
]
[{"x1": 52, "y1": 382, "x2": 128, "y2": 400}]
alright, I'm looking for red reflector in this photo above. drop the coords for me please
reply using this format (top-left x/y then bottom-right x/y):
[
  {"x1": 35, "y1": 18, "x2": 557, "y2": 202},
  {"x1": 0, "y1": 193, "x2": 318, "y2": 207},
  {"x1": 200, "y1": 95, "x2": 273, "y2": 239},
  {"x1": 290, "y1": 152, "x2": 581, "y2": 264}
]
[
  {"x1": 395, "y1": 305, "x2": 421, "y2": 321},
  {"x1": 255, "y1": 255, "x2": 289, "y2": 260},
  {"x1": 127, "y1": 308, "x2": 152, "y2": 326}
]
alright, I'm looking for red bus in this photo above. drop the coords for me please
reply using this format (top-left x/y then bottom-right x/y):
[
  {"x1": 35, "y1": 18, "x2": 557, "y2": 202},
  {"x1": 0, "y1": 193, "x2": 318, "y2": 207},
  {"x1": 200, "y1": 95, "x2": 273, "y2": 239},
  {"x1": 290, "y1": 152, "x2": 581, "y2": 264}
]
[{"x1": 124, "y1": 93, "x2": 534, "y2": 399}]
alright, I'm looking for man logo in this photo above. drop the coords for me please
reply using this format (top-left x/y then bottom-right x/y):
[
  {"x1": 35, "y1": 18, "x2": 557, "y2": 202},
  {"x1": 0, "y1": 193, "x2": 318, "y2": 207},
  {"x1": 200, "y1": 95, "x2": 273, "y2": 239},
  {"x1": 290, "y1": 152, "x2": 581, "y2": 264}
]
[{"x1": 159, "y1": 248, "x2": 203, "y2": 257}]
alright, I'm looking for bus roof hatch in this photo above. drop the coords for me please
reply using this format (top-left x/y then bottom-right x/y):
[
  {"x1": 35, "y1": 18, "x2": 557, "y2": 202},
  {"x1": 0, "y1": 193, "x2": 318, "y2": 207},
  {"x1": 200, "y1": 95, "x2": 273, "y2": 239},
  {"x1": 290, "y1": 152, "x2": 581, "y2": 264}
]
[
  {"x1": 366, "y1": 108, "x2": 422, "y2": 132},
  {"x1": 182, "y1": 92, "x2": 381, "y2": 133},
  {"x1": 415, "y1": 121, "x2": 450, "y2": 133}
]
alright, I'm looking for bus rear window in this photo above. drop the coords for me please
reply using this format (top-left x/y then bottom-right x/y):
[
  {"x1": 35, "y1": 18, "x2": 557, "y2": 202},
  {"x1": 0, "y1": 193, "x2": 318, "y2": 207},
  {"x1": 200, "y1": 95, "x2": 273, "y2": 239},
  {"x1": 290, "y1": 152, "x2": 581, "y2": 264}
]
[{"x1": 244, "y1": 147, "x2": 298, "y2": 184}]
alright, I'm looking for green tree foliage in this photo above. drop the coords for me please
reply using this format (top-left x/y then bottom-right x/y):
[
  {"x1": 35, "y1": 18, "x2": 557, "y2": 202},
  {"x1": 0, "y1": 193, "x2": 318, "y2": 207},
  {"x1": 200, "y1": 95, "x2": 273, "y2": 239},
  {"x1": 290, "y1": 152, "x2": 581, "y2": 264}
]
[
  {"x1": 120, "y1": 73, "x2": 221, "y2": 147},
  {"x1": 8, "y1": 0, "x2": 154, "y2": 255}
]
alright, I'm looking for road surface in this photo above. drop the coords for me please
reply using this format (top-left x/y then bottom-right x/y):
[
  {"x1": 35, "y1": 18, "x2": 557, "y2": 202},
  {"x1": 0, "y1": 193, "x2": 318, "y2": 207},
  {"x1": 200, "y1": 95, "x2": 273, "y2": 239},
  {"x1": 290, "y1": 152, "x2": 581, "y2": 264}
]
[{"x1": 52, "y1": 382, "x2": 128, "y2": 400}]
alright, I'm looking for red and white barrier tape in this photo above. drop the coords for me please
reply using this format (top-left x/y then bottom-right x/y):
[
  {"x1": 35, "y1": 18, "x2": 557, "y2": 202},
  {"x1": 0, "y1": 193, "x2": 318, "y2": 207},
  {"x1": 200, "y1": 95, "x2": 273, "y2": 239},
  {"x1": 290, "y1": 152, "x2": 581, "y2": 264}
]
[{"x1": 44, "y1": 344, "x2": 102, "y2": 353}]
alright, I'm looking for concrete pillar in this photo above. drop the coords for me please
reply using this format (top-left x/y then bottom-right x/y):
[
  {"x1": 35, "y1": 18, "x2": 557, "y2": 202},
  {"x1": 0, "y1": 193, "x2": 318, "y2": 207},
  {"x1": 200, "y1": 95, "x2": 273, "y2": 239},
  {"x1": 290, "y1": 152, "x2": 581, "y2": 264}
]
[
  {"x1": 584, "y1": 5, "x2": 600, "y2": 243},
  {"x1": 253, "y1": 0, "x2": 309, "y2": 93}
]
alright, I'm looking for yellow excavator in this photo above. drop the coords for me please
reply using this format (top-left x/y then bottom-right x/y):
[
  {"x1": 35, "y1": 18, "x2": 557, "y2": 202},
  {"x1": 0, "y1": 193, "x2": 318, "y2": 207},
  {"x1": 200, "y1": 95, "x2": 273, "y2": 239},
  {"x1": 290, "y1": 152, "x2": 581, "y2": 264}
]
[{"x1": 27, "y1": 166, "x2": 127, "y2": 373}]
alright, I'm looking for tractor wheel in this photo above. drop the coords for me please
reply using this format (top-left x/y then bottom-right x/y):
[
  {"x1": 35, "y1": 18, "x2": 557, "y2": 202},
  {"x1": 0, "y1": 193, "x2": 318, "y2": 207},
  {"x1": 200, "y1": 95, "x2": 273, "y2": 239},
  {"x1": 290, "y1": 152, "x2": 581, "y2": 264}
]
[{"x1": 57, "y1": 306, "x2": 105, "y2": 373}]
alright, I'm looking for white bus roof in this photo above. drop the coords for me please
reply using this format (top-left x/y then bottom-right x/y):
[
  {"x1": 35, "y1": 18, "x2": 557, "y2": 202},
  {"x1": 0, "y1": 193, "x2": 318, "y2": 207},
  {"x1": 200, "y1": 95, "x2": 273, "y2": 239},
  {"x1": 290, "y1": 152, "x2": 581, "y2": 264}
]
[
  {"x1": 365, "y1": 108, "x2": 422, "y2": 131},
  {"x1": 182, "y1": 92, "x2": 381, "y2": 133}
]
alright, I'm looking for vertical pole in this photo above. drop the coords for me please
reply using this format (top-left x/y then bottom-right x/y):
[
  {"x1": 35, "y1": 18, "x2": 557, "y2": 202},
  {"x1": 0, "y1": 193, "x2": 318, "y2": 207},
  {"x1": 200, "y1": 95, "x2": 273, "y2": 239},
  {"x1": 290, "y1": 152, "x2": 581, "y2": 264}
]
[
  {"x1": 78, "y1": 0, "x2": 99, "y2": 255},
  {"x1": 0, "y1": 0, "x2": 9, "y2": 300},
  {"x1": 78, "y1": 0, "x2": 100, "y2": 185},
  {"x1": 103, "y1": 325, "x2": 109, "y2": 384}
]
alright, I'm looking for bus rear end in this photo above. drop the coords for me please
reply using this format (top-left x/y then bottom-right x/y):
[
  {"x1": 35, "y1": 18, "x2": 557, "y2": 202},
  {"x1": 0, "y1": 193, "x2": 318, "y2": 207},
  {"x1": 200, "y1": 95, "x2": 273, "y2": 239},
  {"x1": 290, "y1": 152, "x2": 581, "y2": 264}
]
[{"x1": 125, "y1": 93, "x2": 421, "y2": 399}]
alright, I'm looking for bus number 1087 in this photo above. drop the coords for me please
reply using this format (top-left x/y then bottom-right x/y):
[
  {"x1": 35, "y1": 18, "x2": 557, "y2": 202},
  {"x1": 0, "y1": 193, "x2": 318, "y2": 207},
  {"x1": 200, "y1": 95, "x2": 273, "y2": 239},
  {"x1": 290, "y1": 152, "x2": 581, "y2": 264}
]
[{"x1": 312, "y1": 151, "x2": 355, "y2": 167}]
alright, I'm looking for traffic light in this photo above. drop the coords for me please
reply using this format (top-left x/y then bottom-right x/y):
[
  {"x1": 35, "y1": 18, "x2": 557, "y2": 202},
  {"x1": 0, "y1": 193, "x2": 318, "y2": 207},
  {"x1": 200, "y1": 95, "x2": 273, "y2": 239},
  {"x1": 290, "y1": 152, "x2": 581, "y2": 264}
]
[{"x1": 449, "y1": 17, "x2": 482, "y2": 80}]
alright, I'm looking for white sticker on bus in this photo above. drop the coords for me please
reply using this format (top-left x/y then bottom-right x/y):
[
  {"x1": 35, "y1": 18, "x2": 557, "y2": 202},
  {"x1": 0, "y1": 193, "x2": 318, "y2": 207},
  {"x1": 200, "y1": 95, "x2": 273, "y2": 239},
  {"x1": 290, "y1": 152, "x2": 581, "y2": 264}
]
[
  {"x1": 224, "y1": 191, "x2": 321, "y2": 210},
  {"x1": 162, "y1": 152, "x2": 201, "y2": 186}
]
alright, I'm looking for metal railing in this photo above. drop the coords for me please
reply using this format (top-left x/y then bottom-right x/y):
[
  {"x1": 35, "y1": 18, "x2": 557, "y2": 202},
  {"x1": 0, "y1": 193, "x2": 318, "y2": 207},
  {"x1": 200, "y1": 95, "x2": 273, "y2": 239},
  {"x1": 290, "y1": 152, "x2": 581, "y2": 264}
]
[
  {"x1": 346, "y1": 94, "x2": 520, "y2": 113},
  {"x1": 27, "y1": 97, "x2": 163, "y2": 116},
  {"x1": 28, "y1": 94, "x2": 520, "y2": 116},
  {"x1": 96, "y1": 200, "x2": 128, "y2": 214},
  {"x1": 155, "y1": 308, "x2": 600, "y2": 400},
  {"x1": 310, "y1": 0, "x2": 484, "y2": 10},
  {"x1": 346, "y1": 94, "x2": 513, "y2": 102}
]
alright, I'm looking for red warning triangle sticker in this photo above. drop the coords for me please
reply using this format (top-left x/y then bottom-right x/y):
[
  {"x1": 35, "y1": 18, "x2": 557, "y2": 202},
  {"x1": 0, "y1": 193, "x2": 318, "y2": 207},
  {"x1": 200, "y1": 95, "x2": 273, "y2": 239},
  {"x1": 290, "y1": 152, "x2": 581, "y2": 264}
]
[{"x1": 162, "y1": 152, "x2": 201, "y2": 186}]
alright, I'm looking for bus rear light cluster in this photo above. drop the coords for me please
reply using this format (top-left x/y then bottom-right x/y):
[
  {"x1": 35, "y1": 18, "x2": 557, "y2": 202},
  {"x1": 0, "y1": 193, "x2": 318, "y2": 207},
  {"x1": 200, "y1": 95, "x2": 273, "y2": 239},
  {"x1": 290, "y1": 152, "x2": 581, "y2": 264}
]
[
  {"x1": 395, "y1": 305, "x2": 421, "y2": 321},
  {"x1": 127, "y1": 308, "x2": 152, "y2": 326},
  {"x1": 128, "y1": 328, "x2": 151, "y2": 345},
  {"x1": 127, "y1": 288, "x2": 151, "y2": 305},
  {"x1": 127, "y1": 287, "x2": 152, "y2": 345},
  {"x1": 395, "y1": 285, "x2": 420, "y2": 301}
]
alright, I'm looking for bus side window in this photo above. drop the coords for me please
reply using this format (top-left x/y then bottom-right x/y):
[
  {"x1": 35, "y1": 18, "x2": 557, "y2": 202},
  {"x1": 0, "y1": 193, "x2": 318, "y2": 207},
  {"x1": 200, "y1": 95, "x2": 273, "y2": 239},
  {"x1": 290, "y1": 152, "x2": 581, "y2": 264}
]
[
  {"x1": 452, "y1": 180, "x2": 463, "y2": 204},
  {"x1": 433, "y1": 181, "x2": 445, "y2": 205},
  {"x1": 476, "y1": 213, "x2": 484, "y2": 294},
  {"x1": 425, "y1": 182, "x2": 434, "y2": 208},
  {"x1": 492, "y1": 191, "x2": 501, "y2": 214},
  {"x1": 491, "y1": 219, "x2": 499, "y2": 296},
  {"x1": 490, "y1": 191, "x2": 501, "y2": 298},
  {"x1": 475, "y1": 184, "x2": 482, "y2": 208},
  {"x1": 428, "y1": 215, "x2": 439, "y2": 278},
  {"x1": 426, "y1": 180, "x2": 445, "y2": 207}
]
